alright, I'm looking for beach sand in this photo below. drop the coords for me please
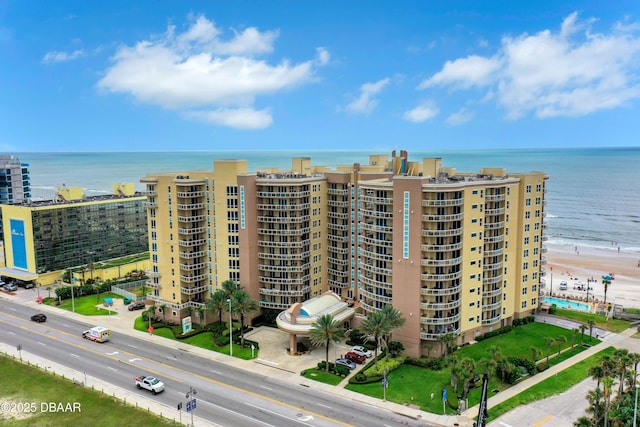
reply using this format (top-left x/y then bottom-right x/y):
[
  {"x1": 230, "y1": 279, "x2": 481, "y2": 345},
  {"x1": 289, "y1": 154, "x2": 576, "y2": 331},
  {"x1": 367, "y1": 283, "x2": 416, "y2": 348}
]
[{"x1": 544, "y1": 243, "x2": 640, "y2": 309}]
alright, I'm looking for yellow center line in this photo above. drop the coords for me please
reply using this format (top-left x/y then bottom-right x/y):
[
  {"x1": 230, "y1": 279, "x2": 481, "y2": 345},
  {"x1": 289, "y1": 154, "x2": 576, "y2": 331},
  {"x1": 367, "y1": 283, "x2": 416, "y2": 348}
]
[{"x1": 533, "y1": 415, "x2": 553, "y2": 427}]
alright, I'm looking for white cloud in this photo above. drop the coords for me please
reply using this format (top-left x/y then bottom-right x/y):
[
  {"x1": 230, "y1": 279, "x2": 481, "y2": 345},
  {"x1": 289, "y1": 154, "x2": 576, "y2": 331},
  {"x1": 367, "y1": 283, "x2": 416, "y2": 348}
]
[
  {"x1": 42, "y1": 49, "x2": 85, "y2": 64},
  {"x1": 316, "y1": 47, "x2": 330, "y2": 65},
  {"x1": 418, "y1": 55, "x2": 502, "y2": 89},
  {"x1": 420, "y1": 12, "x2": 640, "y2": 119},
  {"x1": 345, "y1": 78, "x2": 390, "y2": 115},
  {"x1": 403, "y1": 101, "x2": 439, "y2": 123},
  {"x1": 186, "y1": 107, "x2": 272, "y2": 129},
  {"x1": 97, "y1": 15, "x2": 326, "y2": 129},
  {"x1": 446, "y1": 108, "x2": 475, "y2": 126}
]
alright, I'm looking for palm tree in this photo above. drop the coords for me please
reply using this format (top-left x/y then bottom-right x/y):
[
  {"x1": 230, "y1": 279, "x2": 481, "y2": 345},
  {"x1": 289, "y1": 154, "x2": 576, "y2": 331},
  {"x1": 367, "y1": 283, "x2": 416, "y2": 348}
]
[
  {"x1": 584, "y1": 387, "x2": 605, "y2": 427},
  {"x1": 459, "y1": 357, "x2": 477, "y2": 399},
  {"x1": 602, "y1": 376, "x2": 616, "y2": 427},
  {"x1": 221, "y1": 279, "x2": 240, "y2": 299},
  {"x1": 487, "y1": 345, "x2": 502, "y2": 362},
  {"x1": 196, "y1": 307, "x2": 206, "y2": 327},
  {"x1": 612, "y1": 348, "x2": 631, "y2": 394},
  {"x1": 588, "y1": 364, "x2": 605, "y2": 389},
  {"x1": 587, "y1": 320, "x2": 595, "y2": 342},
  {"x1": 361, "y1": 311, "x2": 389, "y2": 368},
  {"x1": 544, "y1": 336, "x2": 554, "y2": 365},
  {"x1": 380, "y1": 305, "x2": 406, "y2": 349},
  {"x1": 308, "y1": 314, "x2": 345, "y2": 372},
  {"x1": 206, "y1": 290, "x2": 228, "y2": 325},
  {"x1": 571, "y1": 328, "x2": 578, "y2": 349},
  {"x1": 602, "y1": 275, "x2": 611, "y2": 305},
  {"x1": 556, "y1": 336, "x2": 567, "y2": 356},
  {"x1": 579, "y1": 324, "x2": 587, "y2": 344},
  {"x1": 438, "y1": 332, "x2": 458, "y2": 359},
  {"x1": 530, "y1": 346, "x2": 542, "y2": 364},
  {"x1": 231, "y1": 290, "x2": 259, "y2": 346},
  {"x1": 159, "y1": 303, "x2": 167, "y2": 324}
]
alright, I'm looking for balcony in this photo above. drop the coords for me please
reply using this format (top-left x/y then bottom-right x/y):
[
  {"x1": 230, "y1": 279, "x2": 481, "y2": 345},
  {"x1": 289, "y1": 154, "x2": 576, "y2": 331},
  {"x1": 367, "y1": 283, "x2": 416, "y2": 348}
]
[
  {"x1": 145, "y1": 270, "x2": 161, "y2": 278},
  {"x1": 181, "y1": 285, "x2": 208, "y2": 295},
  {"x1": 177, "y1": 203, "x2": 205, "y2": 210},
  {"x1": 482, "y1": 301, "x2": 502, "y2": 311},
  {"x1": 327, "y1": 188, "x2": 349, "y2": 196},
  {"x1": 482, "y1": 313, "x2": 502, "y2": 325},
  {"x1": 485, "y1": 194, "x2": 505, "y2": 201},
  {"x1": 327, "y1": 199, "x2": 349, "y2": 208},
  {"x1": 259, "y1": 285, "x2": 310, "y2": 297},
  {"x1": 420, "y1": 284, "x2": 462, "y2": 296},
  {"x1": 420, "y1": 300, "x2": 460, "y2": 310},
  {"x1": 259, "y1": 276, "x2": 307, "y2": 286},
  {"x1": 178, "y1": 215, "x2": 206, "y2": 223},
  {"x1": 484, "y1": 207, "x2": 505, "y2": 215},
  {"x1": 258, "y1": 215, "x2": 308, "y2": 223},
  {"x1": 421, "y1": 242, "x2": 463, "y2": 252},
  {"x1": 179, "y1": 250, "x2": 207, "y2": 259},
  {"x1": 484, "y1": 221, "x2": 505, "y2": 230},
  {"x1": 421, "y1": 228, "x2": 463, "y2": 237},
  {"x1": 484, "y1": 235, "x2": 504, "y2": 243},
  {"x1": 328, "y1": 279, "x2": 350, "y2": 288},
  {"x1": 483, "y1": 248, "x2": 503, "y2": 257},
  {"x1": 180, "y1": 262, "x2": 207, "y2": 271},
  {"x1": 256, "y1": 203, "x2": 310, "y2": 211},
  {"x1": 327, "y1": 211, "x2": 349, "y2": 219},
  {"x1": 176, "y1": 191, "x2": 204, "y2": 198},
  {"x1": 259, "y1": 264, "x2": 305, "y2": 273},
  {"x1": 258, "y1": 227, "x2": 310, "y2": 236},
  {"x1": 178, "y1": 227, "x2": 206, "y2": 235},
  {"x1": 420, "y1": 313, "x2": 461, "y2": 325},
  {"x1": 421, "y1": 271, "x2": 462, "y2": 281},
  {"x1": 420, "y1": 329, "x2": 460, "y2": 341},
  {"x1": 180, "y1": 274, "x2": 207, "y2": 283},
  {"x1": 483, "y1": 275, "x2": 503, "y2": 285},
  {"x1": 178, "y1": 239, "x2": 207, "y2": 248},
  {"x1": 421, "y1": 198, "x2": 464, "y2": 207},
  {"x1": 360, "y1": 288, "x2": 392, "y2": 304},
  {"x1": 421, "y1": 257, "x2": 462, "y2": 267},
  {"x1": 360, "y1": 195, "x2": 393, "y2": 204},
  {"x1": 422, "y1": 213, "x2": 464, "y2": 222},
  {"x1": 259, "y1": 300, "x2": 292, "y2": 310}
]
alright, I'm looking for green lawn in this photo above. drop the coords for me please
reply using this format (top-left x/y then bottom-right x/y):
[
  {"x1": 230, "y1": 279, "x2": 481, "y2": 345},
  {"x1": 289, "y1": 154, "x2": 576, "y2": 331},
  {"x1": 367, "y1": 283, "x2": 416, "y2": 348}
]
[
  {"x1": 44, "y1": 293, "x2": 121, "y2": 315},
  {"x1": 550, "y1": 309, "x2": 629, "y2": 333},
  {"x1": 0, "y1": 354, "x2": 178, "y2": 426},
  {"x1": 133, "y1": 317, "x2": 256, "y2": 359},
  {"x1": 301, "y1": 368, "x2": 345, "y2": 386},
  {"x1": 346, "y1": 322, "x2": 594, "y2": 415},
  {"x1": 486, "y1": 346, "x2": 616, "y2": 421}
]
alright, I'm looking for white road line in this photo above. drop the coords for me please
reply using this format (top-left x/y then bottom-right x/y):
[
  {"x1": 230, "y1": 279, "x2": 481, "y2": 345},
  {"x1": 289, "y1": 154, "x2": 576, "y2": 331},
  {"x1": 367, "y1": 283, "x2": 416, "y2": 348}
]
[
  {"x1": 107, "y1": 366, "x2": 118, "y2": 371},
  {"x1": 317, "y1": 403, "x2": 332, "y2": 409},
  {"x1": 499, "y1": 422, "x2": 514, "y2": 427},
  {"x1": 210, "y1": 370, "x2": 222, "y2": 375},
  {"x1": 244, "y1": 402, "x2": 313, "y2": 426},
  {"x1": 70, "y1": 353, "x2": 80, "y2": 358},
  {"x1": 63, "y1": 324, "x2": 71, "y2": 328},
  {"x1": 38, "y1": 342, "x2": 46, "y2": 346},
  {"x1": 128, "y1": 344, "x2": 138, "y2": 349},
  {"x1": 8, "y1": 331, "x2": 16, "y2": 335},
  {"x1": 260, "y1": 385, "x2": 273, "y2": 391}
]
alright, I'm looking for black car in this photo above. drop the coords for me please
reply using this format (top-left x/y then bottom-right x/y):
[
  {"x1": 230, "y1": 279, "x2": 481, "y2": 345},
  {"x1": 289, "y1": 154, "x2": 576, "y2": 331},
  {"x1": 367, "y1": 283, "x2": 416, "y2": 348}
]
[
  {"x1": 31, "y1": 313, "x2": 47, "y2": 322},
  {"x1": 128, "y1": 301, "x2": 146, "y2": 311}
]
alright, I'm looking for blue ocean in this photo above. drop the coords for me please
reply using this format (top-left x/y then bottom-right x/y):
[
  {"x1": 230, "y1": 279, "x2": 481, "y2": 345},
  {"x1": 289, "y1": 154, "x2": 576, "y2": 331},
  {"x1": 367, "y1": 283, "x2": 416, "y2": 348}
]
[{"x1": 13, "y1": 147, "x2": 640, "y2": 253}]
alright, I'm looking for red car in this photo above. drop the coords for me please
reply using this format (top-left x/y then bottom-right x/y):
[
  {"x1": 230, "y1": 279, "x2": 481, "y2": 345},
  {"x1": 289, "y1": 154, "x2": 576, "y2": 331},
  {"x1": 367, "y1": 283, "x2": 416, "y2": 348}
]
[{"x1": 345, "y1": 351, "x2": 365, "y2": 364}]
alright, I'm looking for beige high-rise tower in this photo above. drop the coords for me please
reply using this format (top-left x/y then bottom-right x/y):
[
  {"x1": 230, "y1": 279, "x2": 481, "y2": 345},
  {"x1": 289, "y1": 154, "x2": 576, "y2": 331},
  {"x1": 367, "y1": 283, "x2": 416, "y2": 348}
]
[{"x1": 141, "y1": 151, "x2": 547, "y2": 357}]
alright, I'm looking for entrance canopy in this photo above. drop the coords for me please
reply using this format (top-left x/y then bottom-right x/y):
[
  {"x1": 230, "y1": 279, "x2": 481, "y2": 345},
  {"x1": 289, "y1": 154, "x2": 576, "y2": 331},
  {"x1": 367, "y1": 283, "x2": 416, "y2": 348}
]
[
  {"x1": 276, "y1": 291, "x2": 355, "y2": 335},
  {"x1": 0, "y1": 267, "x2": 38, "y2": 281}
]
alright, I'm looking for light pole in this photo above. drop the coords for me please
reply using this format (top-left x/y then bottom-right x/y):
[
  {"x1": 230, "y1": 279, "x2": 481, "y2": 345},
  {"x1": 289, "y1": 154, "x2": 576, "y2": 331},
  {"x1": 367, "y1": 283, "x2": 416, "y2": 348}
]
[
  {"x1": 634, "y1": 383, "x2": 639, "y2": 427},
  {"x1": 550, "y1": 266, "x2": 553, "y2": 297},
  {"x1": 227, "y1": 298, "x2": 233, "y2": 357},
  {"x1": 68, "y1": 269, "x2": 75, "y2": 313}
]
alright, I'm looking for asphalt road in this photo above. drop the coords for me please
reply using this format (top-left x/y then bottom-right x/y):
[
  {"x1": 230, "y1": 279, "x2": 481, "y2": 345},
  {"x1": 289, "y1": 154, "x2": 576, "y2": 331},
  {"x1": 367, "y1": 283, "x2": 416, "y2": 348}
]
[{"x1": 0, "y1": 298, "x2": 431, "y2": 427}]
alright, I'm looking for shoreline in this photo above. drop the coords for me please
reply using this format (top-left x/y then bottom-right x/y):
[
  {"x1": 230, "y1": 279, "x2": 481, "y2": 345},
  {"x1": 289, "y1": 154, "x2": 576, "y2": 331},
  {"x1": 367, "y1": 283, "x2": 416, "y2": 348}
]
[{"x1": 544, "y1": 242, "x2": 640, "y2": 309}]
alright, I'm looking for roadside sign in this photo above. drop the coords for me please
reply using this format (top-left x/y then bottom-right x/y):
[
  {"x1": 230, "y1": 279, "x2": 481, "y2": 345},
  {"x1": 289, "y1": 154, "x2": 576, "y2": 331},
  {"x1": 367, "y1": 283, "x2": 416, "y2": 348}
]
[
  {"x1": 381, "y1": 377, "x2": 388, "y2": 388},
  {"x1": 442, "y1": 388, "x2": 447, "y2": 401},
  {"x1": 186, "y1": 398, "x2": 196, "y2": 412}
]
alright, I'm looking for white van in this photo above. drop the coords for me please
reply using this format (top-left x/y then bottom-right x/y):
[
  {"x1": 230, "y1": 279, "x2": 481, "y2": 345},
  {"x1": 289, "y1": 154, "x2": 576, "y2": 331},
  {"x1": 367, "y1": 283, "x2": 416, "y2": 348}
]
[{"x1": 559, "y1": 281, "x2": 568, "y2": 290}]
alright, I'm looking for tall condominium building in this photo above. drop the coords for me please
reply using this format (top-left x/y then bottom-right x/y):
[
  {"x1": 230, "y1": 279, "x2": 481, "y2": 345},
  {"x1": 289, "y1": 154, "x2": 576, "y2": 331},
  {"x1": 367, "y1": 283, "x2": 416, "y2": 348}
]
[
  {"x1": 0, "y1": 155, "x2": 31, "y2": 204},
  {"x1": 0, "y1": 184, "x2": 148, "y2": 285},
  {"x1": 142, "y1": 151, "x2": 547, "y2": 357}
]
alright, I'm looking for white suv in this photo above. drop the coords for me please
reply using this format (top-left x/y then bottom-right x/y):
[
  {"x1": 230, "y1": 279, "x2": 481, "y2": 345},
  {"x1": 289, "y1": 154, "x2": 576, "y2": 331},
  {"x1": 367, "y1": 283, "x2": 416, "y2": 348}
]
[{"x1": 351, "y1": 346, "x2": 372, "y2": 358}]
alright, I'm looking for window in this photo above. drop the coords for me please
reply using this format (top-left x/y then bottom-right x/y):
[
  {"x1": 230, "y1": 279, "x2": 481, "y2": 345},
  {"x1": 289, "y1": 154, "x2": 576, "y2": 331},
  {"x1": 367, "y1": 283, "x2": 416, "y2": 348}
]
[
  {"x1": 524, "y1": 249, "x2": 529, "y2": 257},
  {"x1": 525, "y1": 198, "x2": 531, "y2": 206},
  {"x1": 531, "y1": 298, "x2": 537, "y2": 306},
  {"x1": 526, "y1": 185, "x2": 532, "y2": 193},
  {"x1": 524, "y1": 237, "x2": 530, "y2": 245},
  {"x1": 522, "y1": 288, "x2": 528, "y2": 295},
  {"x1": 226, "y1": 186, "x2": 238, "y2": 196},
  {"x1": 471, "y1": 218, "x2": 478, "y2": 224},
  {"x1": 521, "y1": 301, "x2": 527, "y2": 308},
  {"x1": 525, "y1": 211, "x2": 531, "y2": 219}
]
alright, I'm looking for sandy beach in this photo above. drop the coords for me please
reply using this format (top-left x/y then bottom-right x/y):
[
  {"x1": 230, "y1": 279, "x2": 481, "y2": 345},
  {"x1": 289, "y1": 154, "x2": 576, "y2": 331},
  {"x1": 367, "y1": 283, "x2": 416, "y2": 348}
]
[{"x1": 544, "y1": 243, "x2": 640, "y2": 309}]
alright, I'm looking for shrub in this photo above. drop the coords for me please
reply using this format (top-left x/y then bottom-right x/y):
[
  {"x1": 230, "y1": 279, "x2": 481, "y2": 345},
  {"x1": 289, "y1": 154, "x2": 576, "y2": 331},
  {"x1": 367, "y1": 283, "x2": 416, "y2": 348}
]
[
  {"x1": 335, "y1": 365, "x2": 349, "y2": 376},
  {"x1": 446, "y1": 385, "x2": 458, "y2": 410},
  {"x1": 513, "y1": 318, "x2": 522, "y2": 327},
  {"x1": 405, "y1": 357, "x2": 446, "y2": 371},
  {"x1": 549, "y1": 304, "x2": 557, "y2": 314}
]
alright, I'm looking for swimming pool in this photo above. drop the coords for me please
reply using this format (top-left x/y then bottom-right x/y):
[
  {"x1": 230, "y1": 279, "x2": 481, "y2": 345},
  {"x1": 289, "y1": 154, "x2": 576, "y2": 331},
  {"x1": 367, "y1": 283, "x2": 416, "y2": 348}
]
[{"x1": 543, "y1": 297, "x2": 591, "y2": 312}]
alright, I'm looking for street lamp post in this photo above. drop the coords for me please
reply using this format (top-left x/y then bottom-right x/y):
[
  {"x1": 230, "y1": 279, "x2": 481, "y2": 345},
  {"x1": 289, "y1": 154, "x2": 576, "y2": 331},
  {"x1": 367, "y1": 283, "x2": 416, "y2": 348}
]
[
  {"x1": 227, "y1": 298, "x2": 233, "y2": 357},
  {"x1": 68, "y1": 269, "x2": 75, "y2": 313},
  {"x1": 634, "y1": 383, "x2": 639, "y2": 427},
  {"x1": 550, "y1": 267, "x2": 553, "y2": 297}
]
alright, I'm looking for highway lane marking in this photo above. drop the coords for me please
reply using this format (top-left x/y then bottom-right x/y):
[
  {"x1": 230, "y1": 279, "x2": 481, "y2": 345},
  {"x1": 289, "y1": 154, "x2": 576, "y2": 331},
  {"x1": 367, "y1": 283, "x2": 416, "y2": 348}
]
[
  {"x1": 8, "y1": 331, "x2": 16, "y2": 335},
  {"x1": 3, "y1": 315, "x2": 353, "y2": 427},
  {"x1": 108, "y1": 366, "x2": 118, "y2": 371},
  {"x1": 210, "y1": 369, "x2": 223, "y2": 375},
  {"x1": 317, "y1": 403, "x2": 331, "y2": 409},
  {"x1": 498, "y1": 422, "x2": 513, "y2": 427},
  {"x1": 532, "y1": 415, "x2": 553, "y2": 426},
  {"x1": 171, "y1": 392, "x2": 265, "y2": 427},
  {"x1": 8, "y1": 307, "x2": 16, "y2": 311},
  {"x1": 63, "y1": 324, "x2": 71, "y2": 328},
  {"x1": 70, "y1": 353, "x2": 80, "y2": 358},
  {"x1": 129, "y1": 358, "x2": 141, "y2": 362},
  {"x1": 37, "y1": 342, "x2": 46, "y2": 346},
  {"x1": 260, "y1": 385, "x2": 273, "y2": 391},
  {"x1": 128, "y1": 344, "x2": 138, "y2": 349},
  {"x1": 245, "y1": 402, "x2": 313, "y2": 426},
  {"x1": 106, "y1": 351, "x2": 120, "y2": 355}
]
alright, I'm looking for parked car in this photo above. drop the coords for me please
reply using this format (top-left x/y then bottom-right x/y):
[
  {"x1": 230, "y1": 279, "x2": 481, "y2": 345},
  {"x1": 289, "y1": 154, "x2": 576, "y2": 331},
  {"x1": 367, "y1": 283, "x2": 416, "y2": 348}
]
[
  {"x1": 31, "y1": 313, "x2": 47, "y2": 322},
  {"x1": 559, "y1": 280, "x2": 568, "y2": 290},
  {"x1": 351, "y1": 346, "x2": 372, "y2": 358},
  {"x1": 128, "y1": 301, "x2": 146, "y2": 311},
  {"x1": 16, "y1": 280, "x2": 34, "y2": 289},
  {"x1": 335, "y1": 358, "x2": 356, "y2": 370},
  {"x1": 3, "y1": 283, "x2": 18, "y2": 292},
  {"x1": 345, "y1": 351, "x2": 366, "y2": 364}
]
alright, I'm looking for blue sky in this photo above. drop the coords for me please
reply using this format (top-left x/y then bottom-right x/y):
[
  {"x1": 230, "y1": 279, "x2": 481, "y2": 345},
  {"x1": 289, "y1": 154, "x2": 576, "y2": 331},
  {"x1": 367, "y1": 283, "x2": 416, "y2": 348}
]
[{"x1": 1, "y1": 1, "x2": 639, "y2": 152}]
